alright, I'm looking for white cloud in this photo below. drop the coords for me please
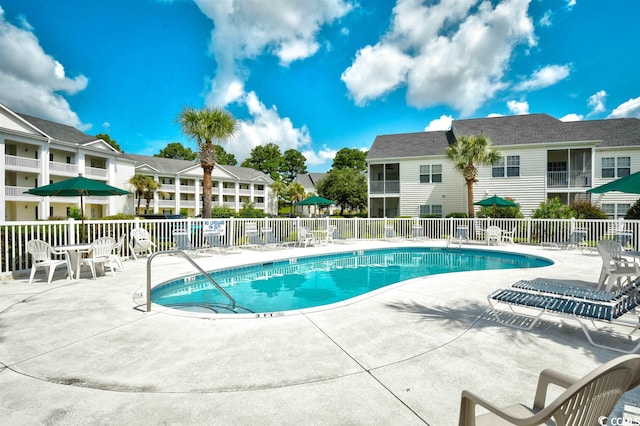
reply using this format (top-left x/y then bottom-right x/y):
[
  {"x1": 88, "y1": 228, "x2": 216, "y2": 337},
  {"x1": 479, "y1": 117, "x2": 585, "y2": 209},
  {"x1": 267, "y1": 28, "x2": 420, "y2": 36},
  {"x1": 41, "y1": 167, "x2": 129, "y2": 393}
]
[
  {"x1": 195, "y1": 0, "x2": 353, "y2": 106},
  {"x1": 507, "y1": 100, "x2": 529, "y2": 115},
  {"x1": 608, "y1": 97, "x2": 640, "y2": 119},
  {"x1": 0, "y1": 6, "x2": 89, "y2": 129},
  {"x1": 566, "y1": 0, "x2": 577, "y2": 10},
  {"x1": 514, "y1": 64, "x2": 571, "y2": 91},
  {"x1": 424, "y1": 115, "x2": 453, "y2": 131},
  {"x1": 539, "y1": 10, "x2": 552, "y2": 26},
  {"x1": 560, "y1": 113, "x2": 583, "y2": 122},
  {"x1": 301, "y1": 146, "x2": 338, "y2": 167},
  {"x1": 587, "y1": 90, "x2": 607, "y2": 116},
  {"x1": 342, "y1": 0, "x2": 536, "y2": 115}
]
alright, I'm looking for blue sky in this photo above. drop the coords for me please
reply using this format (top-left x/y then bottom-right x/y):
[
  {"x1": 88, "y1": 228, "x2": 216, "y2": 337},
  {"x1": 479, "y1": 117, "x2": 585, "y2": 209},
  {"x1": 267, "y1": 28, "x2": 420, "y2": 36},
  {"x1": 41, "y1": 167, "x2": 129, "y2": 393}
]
[{"x1": 1, "y1": 0, "x2": 639, "y2": 172}]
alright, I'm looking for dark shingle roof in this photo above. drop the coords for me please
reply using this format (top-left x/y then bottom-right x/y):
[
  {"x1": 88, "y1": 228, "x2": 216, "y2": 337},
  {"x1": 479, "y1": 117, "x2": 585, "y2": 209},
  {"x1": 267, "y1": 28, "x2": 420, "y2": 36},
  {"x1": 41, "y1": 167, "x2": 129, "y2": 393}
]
[
  {"x1": 367, "y1": 130, "x2": 456, "y2": 160},
  {"x1": 368, "y1": 114, "x2": 640, "y2": 160},
  {"x1": 121, "y1": 153, "x2": 272, "y2": 182},
  {"x1": 17, "y1": 113, "x2": 99, "y2": 144}
]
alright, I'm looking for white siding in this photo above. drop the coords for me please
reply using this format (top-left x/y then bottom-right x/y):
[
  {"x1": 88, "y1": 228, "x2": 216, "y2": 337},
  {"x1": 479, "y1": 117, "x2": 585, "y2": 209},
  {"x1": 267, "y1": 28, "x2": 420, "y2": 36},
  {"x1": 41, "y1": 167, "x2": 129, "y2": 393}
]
[
  {"x1": 0, "y1": 110, "x2": 38, "y2": 135},
  {"x1": 590, "y1": 147, "x2": 640, "y2": 207},
  {"x1": 399, "y1": 157, "x2": 466, "y2": 216}
]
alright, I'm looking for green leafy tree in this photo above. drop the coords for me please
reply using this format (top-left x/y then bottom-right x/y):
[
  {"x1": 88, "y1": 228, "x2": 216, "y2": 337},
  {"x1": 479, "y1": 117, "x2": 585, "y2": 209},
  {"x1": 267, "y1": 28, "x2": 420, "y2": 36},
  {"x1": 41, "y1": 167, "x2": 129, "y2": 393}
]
[
  {"x1": 241, "y1": 142, "x2": 283, "y2": 180},
  {"x1": 446, "y1": 135, "x2": 501, "y2": 218},
  {"x1": 96, "y1": 133, "x2": 123, "y2": 152},
  {"x1": 214, "y1": 144, "x2": 237, "y2": 166},
  {"x1": 332, "y1": 147, "x2": 367, "y2": 172},
  {"x1": 176, "y1": 106, "x2": 239, "y2": 218},
  {"x1": 477, "y1": 197, "x2": 523, "y2": 218},
  {"x1": 316, "y1": 168, "x2": 367, "y2": 215},
  {"x1": 281, "y1": 149, "x2": 307, "y2": 183},
  {"x1": 238, "y1": 201, "x2": 267, "y2": 218},
  {"x1": 154, "y1": 142, "x2": 198, "y2": 161},
  {"x1": 269, "y1": 179, "x2": 288, "y2": 211}
]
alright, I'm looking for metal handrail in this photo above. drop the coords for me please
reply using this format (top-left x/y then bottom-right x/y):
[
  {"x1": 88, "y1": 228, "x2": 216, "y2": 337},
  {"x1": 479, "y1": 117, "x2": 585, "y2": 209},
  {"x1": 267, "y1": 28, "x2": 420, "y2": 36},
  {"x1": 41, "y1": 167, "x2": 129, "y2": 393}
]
[{"x1": 146, "y1": 249, "x2": 236, "y2": 312}]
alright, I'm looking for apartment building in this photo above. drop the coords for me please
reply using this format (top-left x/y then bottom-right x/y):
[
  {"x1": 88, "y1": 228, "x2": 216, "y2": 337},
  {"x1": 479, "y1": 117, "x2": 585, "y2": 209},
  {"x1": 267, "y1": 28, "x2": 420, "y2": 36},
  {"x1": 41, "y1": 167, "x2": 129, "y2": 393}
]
[
  {"x1": 0, "y1": 104, "x2": 135, "y2": 221},
  {"x1": 0, "y1": 104, "x2": 276, "y2": 221},
  {"x1": 367, "y1": 114, "x2": 640, "y2": 218},
  {"x1": 122, "y1": 154, "x2": 275, "y2": 216}
]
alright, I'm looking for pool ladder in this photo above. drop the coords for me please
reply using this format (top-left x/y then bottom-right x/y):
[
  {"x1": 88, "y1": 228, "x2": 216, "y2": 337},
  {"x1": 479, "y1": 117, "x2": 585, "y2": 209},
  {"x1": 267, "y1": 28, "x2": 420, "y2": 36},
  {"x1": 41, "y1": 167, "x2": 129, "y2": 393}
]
[{"x1": 145, "y1": 250, "x2": 236, "y2": 313}]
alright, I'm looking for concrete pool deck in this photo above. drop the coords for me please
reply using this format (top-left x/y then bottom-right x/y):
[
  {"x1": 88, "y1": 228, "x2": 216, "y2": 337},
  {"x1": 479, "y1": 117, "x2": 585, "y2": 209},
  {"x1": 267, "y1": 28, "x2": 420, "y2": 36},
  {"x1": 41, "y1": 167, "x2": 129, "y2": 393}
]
[{"x1": 1, "y1": 241, "x2": 639, "y2": 425}]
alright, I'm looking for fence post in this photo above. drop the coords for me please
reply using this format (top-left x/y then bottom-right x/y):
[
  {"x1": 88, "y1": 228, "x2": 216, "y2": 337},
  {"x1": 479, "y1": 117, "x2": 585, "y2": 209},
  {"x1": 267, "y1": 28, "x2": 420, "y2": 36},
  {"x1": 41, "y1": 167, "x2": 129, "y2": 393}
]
[{"x1": 68, "y1": 218, "x2": 76, "y2": 245}]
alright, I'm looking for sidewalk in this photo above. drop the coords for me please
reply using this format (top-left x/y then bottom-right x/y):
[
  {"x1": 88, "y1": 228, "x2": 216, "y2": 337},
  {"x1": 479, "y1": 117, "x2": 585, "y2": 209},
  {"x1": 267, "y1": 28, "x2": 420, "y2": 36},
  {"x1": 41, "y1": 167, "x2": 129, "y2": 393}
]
[{"x1": 1, "y1": 242, "x2": 638, "y2": 425}]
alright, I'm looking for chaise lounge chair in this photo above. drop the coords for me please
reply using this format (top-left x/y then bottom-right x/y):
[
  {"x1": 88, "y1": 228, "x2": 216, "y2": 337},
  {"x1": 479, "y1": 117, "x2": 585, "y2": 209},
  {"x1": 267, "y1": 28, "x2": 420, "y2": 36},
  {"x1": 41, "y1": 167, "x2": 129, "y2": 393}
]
[
  {"x1": 541, "y1": 228, "x2": 588, "y2": 250},
  {"x1": 172, "y1": 230, "x2": 210, "y2": 257},
  {"x1": 488, "y1": 278, "x2": 640, "y2": 353},
  {"x1": 459, "y1": 354, "x2": 640, "y2": 425}
]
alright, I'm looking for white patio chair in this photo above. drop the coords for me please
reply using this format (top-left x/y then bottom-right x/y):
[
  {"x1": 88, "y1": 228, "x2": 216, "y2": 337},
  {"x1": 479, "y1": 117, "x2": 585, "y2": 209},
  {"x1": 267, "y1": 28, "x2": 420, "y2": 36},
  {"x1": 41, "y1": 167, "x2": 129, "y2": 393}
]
[
  {"x1": 597, "y1": 239, "x2": 640, "y2": 292},
  {"x1": 297, "y1": 226, "x2": 316, "y2": 247},
  {"x1": 501, "y1": 226, "x2": 516, "y2": 245},
  {"x1": 81, "y1": 237, "x2": 117, "y2": 280},
  {"x1": 109, "y1": 234, "x2": 126, "y2": 272},
  {"x1": 129, "y1": 227, "x2": 156, "y2": 260},
  {"x1": 485, "y1": 226, "x2": 501, "y2": 246},
  {"x1": 26, "y1": 240, "x2": 70, "y2": 285}
]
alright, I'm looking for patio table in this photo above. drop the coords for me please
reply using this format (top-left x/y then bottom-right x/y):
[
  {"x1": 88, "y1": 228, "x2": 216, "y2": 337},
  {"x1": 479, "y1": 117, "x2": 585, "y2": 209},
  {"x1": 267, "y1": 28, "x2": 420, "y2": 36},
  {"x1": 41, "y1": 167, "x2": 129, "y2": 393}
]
[{"x1": 55, "y1": 243, "x2": 101, "y2": 279}]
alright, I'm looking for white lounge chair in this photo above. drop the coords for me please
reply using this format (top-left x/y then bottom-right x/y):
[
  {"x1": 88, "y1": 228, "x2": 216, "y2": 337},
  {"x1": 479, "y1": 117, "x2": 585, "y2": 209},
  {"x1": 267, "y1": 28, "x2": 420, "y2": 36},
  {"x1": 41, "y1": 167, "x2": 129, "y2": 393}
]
[
  {"x1": 26, "y1": 240, "x2": 70, "y2": 284},
  {"x1": 542, "y1": 229, "x2": 587, "y2": 250},
  {"x1": 172, "y1": 230, "x2": 209, "y2": 256},
  {"x1": 81, "y1": 237, "x2": 117, "y2": 280},
  {"x1": 488, "y1": 278, "x2": 640, "y2": 353},
  {"x1": 459, "y1": 354, "x2": 640, "y2": 426},
  {"x1": 129, "y1": 227, "x2": 156, "y2": 260},
  {"x1": 297, "y1": 226, "x2": 315, "y2": 247}
]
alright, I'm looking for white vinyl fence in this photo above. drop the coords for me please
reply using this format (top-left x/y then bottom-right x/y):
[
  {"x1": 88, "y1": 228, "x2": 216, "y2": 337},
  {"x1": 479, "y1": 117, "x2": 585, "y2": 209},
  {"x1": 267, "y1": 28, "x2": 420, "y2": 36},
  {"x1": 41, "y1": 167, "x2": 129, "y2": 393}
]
[{"x1": 1, "y1": 217, "x2": 638, "y2": 276}]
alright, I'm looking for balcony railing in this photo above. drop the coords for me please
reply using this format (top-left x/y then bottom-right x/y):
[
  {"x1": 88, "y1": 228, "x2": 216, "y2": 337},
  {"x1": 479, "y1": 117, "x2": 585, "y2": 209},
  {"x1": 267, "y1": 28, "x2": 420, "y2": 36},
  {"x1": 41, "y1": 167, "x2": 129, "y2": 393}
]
[
  {"x1": 5, "y1": 186, "x2": 33, "y2": 199},
  {"x1": 547, "y1": 171, "x2": 591, "y2": 188},
  {"x1": 369, "y1": 180, "x2": 400, "y2": 194},
  {"x1": 49, "y1": 161, "x2": 78, "y2": 175},
  {"x1": 5, "y1": 155, "x2": 40, "y2": 170},
  {"x1": 85, "y1": 167, "x2": 108, "y2": 178}
]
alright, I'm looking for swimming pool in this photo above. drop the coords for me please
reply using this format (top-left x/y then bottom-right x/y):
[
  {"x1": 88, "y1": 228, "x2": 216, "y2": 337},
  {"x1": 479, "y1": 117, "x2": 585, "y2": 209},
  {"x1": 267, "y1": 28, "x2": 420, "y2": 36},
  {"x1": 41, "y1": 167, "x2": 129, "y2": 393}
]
[{"x1": 151, "y1": 247, "x2": 552, "y2": 315}]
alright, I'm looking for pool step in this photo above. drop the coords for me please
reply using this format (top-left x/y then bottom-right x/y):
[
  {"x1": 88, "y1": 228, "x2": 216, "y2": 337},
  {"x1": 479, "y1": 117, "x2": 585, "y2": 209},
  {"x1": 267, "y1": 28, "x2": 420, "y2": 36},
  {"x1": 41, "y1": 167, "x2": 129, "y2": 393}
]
[{"x1": 166, "y1": 303, "x2": 254, "y2": 314}]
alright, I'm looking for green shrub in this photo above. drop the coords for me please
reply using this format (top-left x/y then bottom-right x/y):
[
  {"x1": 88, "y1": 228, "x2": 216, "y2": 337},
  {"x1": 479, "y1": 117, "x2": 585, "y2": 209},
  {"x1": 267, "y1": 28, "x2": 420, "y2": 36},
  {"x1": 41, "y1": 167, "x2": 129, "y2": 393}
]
[
  {"x1": 446, "y1": 212, "x2": 468, "y2": 218},
  {"x1": 570, "y1": 200, "x2": 607, "y2": 219},
  {"x1": 625, "y1": 199, "x2": 640, "y2": 219},
  {"x1": 210, "y1": 207, "x2": 235, "y2": 218},
  {"x1": 102, "y1": 213, "x2": 138, "y2": 220},
  {"x1": 532, "y1": 197, "x2": 576, "y2": 219},
  {"x1": 238, "y1": 202, "x2": 267, "y2": 218}
]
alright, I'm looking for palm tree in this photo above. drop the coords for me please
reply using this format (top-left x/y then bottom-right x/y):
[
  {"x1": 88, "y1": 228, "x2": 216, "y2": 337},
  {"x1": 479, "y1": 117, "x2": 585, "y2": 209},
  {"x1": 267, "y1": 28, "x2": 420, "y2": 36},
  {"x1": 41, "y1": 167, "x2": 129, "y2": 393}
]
[
  {"x1": 446, "y1": 135, "x2": 501, "y2": 218},
  {"x1": 269, "y1": 179, "x2": 288, "y2": 215},
  {"x1": 286, "y1": 182, "x2": 306, "y2": 216},
  {"x1": 177, "y1": 107, "x2": 238, "y2": 218},
  {"x1": 129, "y1": 174, "x2": 150, "y2": 215},
  {"x1": 142, "y1": 179, "x2": 162, "y2": 214}
]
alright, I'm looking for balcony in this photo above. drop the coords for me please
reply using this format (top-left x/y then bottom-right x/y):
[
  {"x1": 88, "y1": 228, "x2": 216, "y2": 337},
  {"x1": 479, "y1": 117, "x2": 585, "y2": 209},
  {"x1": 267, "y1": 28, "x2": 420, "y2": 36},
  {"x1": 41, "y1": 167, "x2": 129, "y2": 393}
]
[
  {"x1": 160, "y1": 184, "x2": 176, "y2": 192},
  {"x1": 179, "y1": 200, "x2": 196, "y2": 208},
  {"x1": 5, "y1": 155, "x2": 40, "y2": 171},
  {"x1": 369, "y1": 180, "x2": 400, "y2": 194},
  {"x1": 49, "y1": 161, "x2": 78, "y2": 175},
  {"x1": 85, "y1": 167, "x2": 108, "y2": 178},
  {"x1": 157, "y1": 199, "x2": 176, "y2": 207},
  {"x1": 180, "y1": 185, "x2": 195, "y2": 193},
  {"x1": 547, "y1": 171, "x2": 591, "y2": 188},
  {"x1": 5, "y1": 186, "x2": 34, "y2": 201}
]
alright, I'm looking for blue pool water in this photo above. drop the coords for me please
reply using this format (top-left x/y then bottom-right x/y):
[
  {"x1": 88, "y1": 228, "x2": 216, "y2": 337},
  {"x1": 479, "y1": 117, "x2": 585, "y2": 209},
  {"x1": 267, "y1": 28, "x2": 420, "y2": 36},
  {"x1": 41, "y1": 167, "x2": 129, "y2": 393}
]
[{"x1": 151, "y1": 247, "x2": 552, "y2": 315}]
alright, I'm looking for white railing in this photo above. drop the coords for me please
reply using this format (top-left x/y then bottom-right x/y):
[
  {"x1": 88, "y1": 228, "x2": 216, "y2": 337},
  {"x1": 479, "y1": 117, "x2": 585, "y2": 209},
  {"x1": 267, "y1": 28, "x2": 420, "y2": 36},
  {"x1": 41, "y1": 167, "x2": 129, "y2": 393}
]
[
  {"x1": 5, "y1": 186, "x2": 33, "y2": 198},
  {"x1": 85, "y1": 167, "x2": 108, "y2": 178},
  {"x1": 5, "y1": 155, "x2": 40, "y2": 170},
  {"x1": 547, "y1": 171, "x2": 592, "y2": 188},
  {"x1": 369, "y1": 180, "x2": 400, "y2": 194},
  {"x1": 2, "y1": 217, "x2": 638, "y2": 275},
  {"x1": 49, "y1": 161, "x2": 78, "y2": 174}
]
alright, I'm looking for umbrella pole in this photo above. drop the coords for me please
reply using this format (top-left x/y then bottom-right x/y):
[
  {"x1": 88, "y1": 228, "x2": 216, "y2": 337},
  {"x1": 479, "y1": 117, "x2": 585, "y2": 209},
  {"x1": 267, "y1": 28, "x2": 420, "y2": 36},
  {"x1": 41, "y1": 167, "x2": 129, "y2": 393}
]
[{"x1": 80, "y1": 194, "x2": 85, "y2": 242}]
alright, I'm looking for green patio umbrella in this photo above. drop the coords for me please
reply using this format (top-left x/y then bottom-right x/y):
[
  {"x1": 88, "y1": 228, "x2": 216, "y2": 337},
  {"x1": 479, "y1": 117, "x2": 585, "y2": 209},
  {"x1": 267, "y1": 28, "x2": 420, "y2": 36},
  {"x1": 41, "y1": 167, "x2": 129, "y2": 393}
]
[
  {"x1": 474, "y1": 195, "x2": 519, "y2": 218},
  {"x1": 24, "y1": 175, "x2": 130, "y2": 228},
  {"x1": 587, "y1": 171, "x2": 640, "y2": 195},
  {"x1": 295, "y1": 195, "x2": 335, "y2": 206}
]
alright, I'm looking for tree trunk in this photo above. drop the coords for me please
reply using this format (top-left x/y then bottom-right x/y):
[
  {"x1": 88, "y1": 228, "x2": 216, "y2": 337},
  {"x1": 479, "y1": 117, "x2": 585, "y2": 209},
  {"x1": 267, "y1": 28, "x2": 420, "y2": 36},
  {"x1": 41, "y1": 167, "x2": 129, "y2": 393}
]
[
  {"x1": 467, "y1": 180, "x2": 475, "y2": 218},
  {"x1": 202, "y1": 165, "x2": 213, "y2": 218}
]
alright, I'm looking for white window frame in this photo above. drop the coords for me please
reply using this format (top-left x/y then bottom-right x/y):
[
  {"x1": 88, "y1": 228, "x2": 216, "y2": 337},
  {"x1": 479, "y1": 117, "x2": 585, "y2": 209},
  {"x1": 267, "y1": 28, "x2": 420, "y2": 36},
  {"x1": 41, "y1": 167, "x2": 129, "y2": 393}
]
[
  {"x1": 419, "y1": 164, "x2": 442, "y2": 183},
  {"x1": 492, "y1": 155, "x2": 520, "y2": 178},
  {"x1": 419, "y1": 204, "x2": 443, "y2": 217},
  {"x1": 602, "y1": 156, "x2": 630, "y2": 179},
  {"x1": 601, "y1": 203, "x2": 631, "y2": 220}
]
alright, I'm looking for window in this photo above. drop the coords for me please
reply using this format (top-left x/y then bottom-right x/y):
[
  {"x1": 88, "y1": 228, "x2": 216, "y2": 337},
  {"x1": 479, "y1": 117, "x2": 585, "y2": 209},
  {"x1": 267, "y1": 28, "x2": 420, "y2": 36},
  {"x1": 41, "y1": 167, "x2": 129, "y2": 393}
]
[
  {"x1": 602, "y1": 157, "x2": 630, "y2": 178},
  {"x1": 49, "y1": 153, "x2": 54, "y2": 161},
  {"x1": 601, "y1": 203, "x2": 631, "y2": 220},
  {"x1": 66, "y1": 156, "x2": 72, "y2": 164},
  {"x1": 419, "y1": 204, "x2": 443, "y2": 217},
  {"x1": 419, "y1": 165, "x2": 442, "y2": 183},
  {"x1": 492, "y1": 155, "x2": 520, "y2": 177}
]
